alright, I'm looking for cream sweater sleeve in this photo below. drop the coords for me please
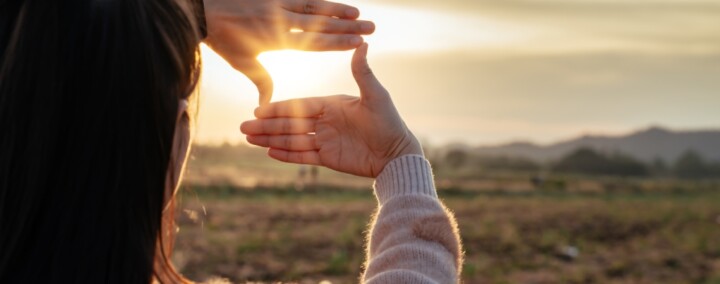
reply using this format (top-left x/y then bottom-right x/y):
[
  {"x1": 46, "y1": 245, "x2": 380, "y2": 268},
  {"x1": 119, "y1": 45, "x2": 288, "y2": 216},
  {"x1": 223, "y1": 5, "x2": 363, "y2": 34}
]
[{"x1": 362, "y1": 155, "x2": 462, "y2": 284}]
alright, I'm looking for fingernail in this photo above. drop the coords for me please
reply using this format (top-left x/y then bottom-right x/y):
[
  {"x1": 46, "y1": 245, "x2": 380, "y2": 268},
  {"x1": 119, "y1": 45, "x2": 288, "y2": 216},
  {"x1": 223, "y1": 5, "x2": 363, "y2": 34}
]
[
  {"x1": 361, "y1": 22, "x2": 374, "y2": 33},
  {"x1": 345, "y1": 8, "x2": 359, "y2": 18},
  {"x1": 350, "y1": 36, "x2": 362, "y2": 46}
]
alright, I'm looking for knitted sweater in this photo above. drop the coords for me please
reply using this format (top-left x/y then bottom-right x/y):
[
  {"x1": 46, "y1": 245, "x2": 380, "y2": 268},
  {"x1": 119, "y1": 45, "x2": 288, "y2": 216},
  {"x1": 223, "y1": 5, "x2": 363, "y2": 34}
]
[{"x1": 362, "y1": 155, "x2": 462, "y2": 283}]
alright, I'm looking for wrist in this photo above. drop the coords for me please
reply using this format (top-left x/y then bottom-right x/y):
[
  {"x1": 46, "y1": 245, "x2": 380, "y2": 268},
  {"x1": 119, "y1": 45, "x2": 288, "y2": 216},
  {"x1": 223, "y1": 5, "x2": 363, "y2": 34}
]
[
  {"x1": 394, "y1": 132, "x2": 424, "y2": 158},
  {"x1": 396, "y1": 142, "x2": 423, "y2": 158},
  {"x1": 375, "y1": 134, "x2": 423, "y2": 177}
]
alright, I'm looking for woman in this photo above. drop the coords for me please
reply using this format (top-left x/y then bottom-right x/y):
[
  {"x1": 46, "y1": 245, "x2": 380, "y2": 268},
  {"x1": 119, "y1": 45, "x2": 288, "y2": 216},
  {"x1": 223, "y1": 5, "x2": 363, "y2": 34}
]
[{"x1": 0, "y1": 0, "x2": 461, "y2": 283}]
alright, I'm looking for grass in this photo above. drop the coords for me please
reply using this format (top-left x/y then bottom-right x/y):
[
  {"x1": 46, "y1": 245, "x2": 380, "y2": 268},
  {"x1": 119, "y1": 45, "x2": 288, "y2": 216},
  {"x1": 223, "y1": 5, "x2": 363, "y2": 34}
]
[{"x1": 172, "y1": 185, "x2": 720, "y2": 284}]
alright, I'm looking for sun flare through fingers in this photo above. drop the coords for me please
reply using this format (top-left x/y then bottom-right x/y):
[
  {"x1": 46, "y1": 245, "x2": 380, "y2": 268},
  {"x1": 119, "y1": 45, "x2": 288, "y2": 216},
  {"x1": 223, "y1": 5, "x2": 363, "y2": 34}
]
[{"x1": 257, "y1": 50, "x2": 352, "y2": 101}]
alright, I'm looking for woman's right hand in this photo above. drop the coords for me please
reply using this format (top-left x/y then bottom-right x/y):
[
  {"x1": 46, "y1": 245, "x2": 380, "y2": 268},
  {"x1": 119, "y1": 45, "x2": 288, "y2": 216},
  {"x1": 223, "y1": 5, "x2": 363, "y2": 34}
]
[
  {"x1": 203, "y1": 0, "x2": 375, "y2": 105},
  {"x1": 240, "y1": 43, "x2": 422, "y2": 177}
]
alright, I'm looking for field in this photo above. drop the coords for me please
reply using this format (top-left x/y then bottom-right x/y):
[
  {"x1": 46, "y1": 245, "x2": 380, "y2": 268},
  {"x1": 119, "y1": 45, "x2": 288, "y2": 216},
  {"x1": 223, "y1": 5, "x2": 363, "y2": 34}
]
[{"x1": 172, "y1": 145, "x2": 720, "y2": 283}]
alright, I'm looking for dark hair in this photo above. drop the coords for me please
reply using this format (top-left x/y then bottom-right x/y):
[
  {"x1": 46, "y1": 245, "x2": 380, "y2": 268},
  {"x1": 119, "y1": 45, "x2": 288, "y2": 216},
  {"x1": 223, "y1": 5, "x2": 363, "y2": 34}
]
[{"x1": 0, "y1": 0, "x2": 201, "y2": 282}]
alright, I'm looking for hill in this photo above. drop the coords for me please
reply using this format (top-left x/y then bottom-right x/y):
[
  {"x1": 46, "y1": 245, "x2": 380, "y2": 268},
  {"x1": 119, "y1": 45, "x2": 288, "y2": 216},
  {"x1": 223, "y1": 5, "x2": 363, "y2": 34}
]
[{"x1": 471, "y1": 126, "x2": 720, "y2": 163}]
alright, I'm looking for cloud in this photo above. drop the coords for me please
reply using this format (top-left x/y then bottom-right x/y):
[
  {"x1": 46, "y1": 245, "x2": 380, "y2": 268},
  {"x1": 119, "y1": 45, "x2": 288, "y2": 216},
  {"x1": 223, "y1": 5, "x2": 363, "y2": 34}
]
[{"x1": 359, "y1": 0, "x2": 720, "y2": 55}]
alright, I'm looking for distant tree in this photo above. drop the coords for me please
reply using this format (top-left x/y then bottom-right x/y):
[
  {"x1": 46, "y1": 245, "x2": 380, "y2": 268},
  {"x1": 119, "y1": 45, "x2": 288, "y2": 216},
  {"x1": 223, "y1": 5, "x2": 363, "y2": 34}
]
[
  {"x1": 445, "y1": 149, "x2": 468, "y2": 169},
  {"x1": 609, "y1": 153, "x2": 649, "y2": 177},
  {"x1": 554, "y1": 148, "x2": 605, "y2": 174},
  {"x1": 478, "y1": 156, "x2": 540, "y2": 172},
  {"x1": 427, "y1": 155, "x2": 443, "y2": 176},
  {"x1": 709, "y1": 162, "x2": 720, "y2": 178},
  {"x1": 554, "y1": 148, "x2": 647, "y2": 177},
  {"x1": 673, "y1": 150, "x2": 712, "y2": 179},
  {"x1": 650, "y1": 157, "x2": 669, "y2": 176}
]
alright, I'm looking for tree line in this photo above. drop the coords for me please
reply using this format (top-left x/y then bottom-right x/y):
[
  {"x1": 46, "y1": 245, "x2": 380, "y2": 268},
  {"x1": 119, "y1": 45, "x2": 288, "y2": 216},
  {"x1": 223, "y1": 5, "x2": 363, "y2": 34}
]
[{"x1": 435, "y1": 147, "x2": 720, "y2": 179}]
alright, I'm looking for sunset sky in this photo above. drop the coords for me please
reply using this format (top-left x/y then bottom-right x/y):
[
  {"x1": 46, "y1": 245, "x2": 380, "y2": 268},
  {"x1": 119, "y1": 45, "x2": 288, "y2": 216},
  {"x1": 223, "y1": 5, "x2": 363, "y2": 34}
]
[{"x1": 195, "y1": 0, "x2": 720, "y2": 146}]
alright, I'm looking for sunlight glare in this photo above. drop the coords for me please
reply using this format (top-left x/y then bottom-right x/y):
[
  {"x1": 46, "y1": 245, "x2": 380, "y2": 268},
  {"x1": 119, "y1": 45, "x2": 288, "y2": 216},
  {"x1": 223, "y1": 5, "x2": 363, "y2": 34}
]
[
  {"x1": 257, "y1": 50, "x2": 355, "y2": 101},
  {"x1": 196, "y1": 44, "x2": 258, "y2": 144},
  {"x1": 253, "y1": 4, "x2": 532, "y2": 101},
  {"x1": 357, "y1": 3, "x2": 530, "y2": 53}
]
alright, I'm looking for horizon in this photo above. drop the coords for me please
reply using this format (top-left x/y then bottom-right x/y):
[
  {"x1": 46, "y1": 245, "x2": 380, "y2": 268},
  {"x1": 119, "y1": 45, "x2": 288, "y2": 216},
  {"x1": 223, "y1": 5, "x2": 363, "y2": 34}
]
[{"x1": 195, "y1": 124, "x2": 720, "y2": 149}]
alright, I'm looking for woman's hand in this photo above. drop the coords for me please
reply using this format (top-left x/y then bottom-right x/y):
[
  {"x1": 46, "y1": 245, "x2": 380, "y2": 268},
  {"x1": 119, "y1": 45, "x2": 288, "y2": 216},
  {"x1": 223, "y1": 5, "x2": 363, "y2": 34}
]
[
  {"x1": 203, "y1": 0, "x2": 375, "y2": 105},
  {"x1": 240, "y1": 43, "x2": 422, "y2": 177}
]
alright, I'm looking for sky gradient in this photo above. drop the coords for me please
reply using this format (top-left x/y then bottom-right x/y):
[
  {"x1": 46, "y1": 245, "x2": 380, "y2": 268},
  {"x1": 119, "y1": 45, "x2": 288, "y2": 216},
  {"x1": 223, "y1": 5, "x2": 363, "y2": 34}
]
[{"x1": 194, "y1": 0, "x2": 720, "y2": 146}]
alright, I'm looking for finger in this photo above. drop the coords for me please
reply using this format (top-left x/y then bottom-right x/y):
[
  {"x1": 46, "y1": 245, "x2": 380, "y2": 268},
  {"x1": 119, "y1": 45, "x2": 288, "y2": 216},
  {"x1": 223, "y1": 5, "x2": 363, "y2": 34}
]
[
  {"x1": 254, "y1": 97, "x2": 325, "y2": 119},
  {"x1": 228, "y1": 58, "x2": 273, "y2": 105},
  {"x1": 282, "y1": 0, "x2": 360, "y2": 19},
  {"x1": 246, "y1": 134, "x2": 318, "y2": 151},
  {"x1": 240, "y1": 118, "x2": 316, "y2": 135},
  {"x1": 285, "y1": 32, "x2": 363, "y2": 51},
  {"x1": 268, "y1": 149, "x2": 322, "y2": 165},
  {"x1": 291, "y1": 15, "x2": 374, "y2": 35},
  {"x1": 351, "y1": 43, "x2": 387, "y2": 100}
]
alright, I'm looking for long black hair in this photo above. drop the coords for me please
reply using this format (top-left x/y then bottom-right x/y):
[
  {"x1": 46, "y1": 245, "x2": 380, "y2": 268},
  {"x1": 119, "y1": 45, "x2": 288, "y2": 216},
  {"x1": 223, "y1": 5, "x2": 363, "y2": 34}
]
[{"x1": 0, "y1": 0, "x2": 201, "y2": 282}]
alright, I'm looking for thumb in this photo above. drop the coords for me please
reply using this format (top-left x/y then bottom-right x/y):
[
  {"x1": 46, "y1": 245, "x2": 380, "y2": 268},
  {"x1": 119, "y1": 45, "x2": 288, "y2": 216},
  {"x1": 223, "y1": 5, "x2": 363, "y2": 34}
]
[
  {"x1": 232, "y1": 58, "x2": 274, "y2": 105},
  {"x1": 352, "y1": 43, "x2": 387, "y2": 101}
]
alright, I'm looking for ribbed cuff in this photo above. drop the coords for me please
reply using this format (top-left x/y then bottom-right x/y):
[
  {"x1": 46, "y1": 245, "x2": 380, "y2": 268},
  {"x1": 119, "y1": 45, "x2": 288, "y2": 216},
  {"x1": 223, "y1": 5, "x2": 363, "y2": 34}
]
[{"x1": 373, "y1": 155, "x2": 437, "y2": 205}]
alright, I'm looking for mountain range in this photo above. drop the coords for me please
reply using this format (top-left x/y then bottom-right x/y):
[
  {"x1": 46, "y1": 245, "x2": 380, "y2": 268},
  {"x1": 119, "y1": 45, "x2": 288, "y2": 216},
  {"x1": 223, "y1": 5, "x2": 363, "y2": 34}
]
[{"x1": 466, "y1": 127, "x2": 720, "y2": 163}]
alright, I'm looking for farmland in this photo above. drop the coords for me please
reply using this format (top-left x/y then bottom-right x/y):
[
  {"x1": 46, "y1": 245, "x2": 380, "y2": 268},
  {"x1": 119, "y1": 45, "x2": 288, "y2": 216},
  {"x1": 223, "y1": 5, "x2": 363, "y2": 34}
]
[{"x1": 173, "y1": 145, "x2": 720, "y2": 283}]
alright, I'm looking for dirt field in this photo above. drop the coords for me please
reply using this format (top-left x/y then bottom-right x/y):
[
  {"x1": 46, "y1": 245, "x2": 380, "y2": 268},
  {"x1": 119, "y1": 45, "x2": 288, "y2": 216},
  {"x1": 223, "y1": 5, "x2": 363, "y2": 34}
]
[{"x1": 172, "y1": 186, "x2": 720, "y2": 284}]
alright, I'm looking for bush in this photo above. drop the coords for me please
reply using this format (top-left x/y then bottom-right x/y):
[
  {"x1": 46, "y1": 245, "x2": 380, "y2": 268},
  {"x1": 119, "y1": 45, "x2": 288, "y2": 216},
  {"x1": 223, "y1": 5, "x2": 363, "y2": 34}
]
[{"x1": 553, "y1": 148, "x2": 648, "y2": 177}]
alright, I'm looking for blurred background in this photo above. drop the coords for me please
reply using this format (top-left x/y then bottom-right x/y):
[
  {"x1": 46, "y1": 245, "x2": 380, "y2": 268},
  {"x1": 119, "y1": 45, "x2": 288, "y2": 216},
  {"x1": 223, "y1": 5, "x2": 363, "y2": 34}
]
[{"x1": 173, "y1": 0, "x2": 720, "y2": 283}]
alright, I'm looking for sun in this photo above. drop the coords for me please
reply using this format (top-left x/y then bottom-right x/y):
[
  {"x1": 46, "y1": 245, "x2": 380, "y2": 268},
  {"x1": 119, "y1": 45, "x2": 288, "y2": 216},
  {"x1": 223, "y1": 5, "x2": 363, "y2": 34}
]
[
  {"x1": 256, "y1": 50, "x2": 355, "y2": 101},
  {"x1": 199, "y1": 44, "x2": 357, "y2": 103}
]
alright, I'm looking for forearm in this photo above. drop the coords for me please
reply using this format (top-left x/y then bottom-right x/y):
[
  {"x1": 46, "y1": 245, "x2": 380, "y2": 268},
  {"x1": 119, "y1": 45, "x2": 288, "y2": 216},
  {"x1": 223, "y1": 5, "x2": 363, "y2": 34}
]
[{"x1": 363, "y1": 155, "x2": 463, "y2": 283}]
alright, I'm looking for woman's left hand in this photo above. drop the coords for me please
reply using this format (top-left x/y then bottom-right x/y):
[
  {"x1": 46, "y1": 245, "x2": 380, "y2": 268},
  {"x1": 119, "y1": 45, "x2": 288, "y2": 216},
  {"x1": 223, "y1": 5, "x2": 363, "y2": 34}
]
[
  {"x1": 240, "y1": 44, "x2": 423, "y2": 178},
  {"x1": 203, "y1": 0, "x2": 375, "y2": 105}
]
